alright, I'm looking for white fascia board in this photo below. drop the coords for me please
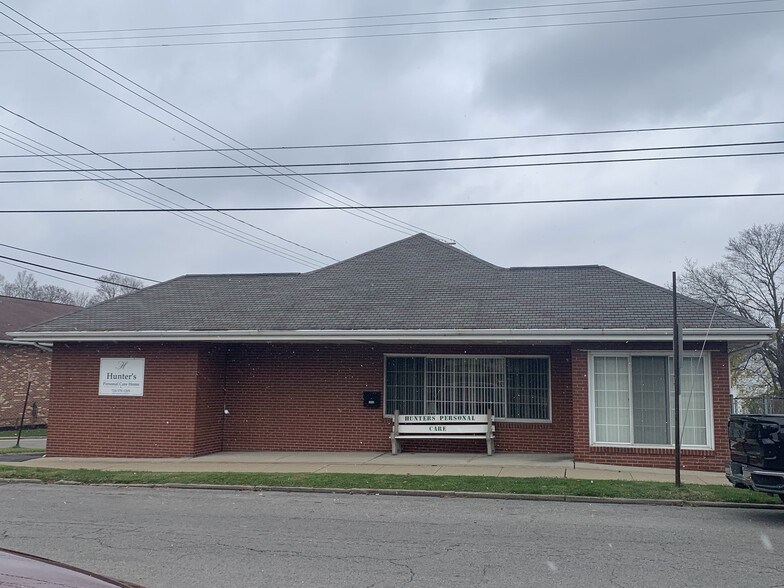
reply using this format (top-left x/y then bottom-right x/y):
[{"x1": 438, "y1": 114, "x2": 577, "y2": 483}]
[{"x1": 8, "y1": 327, "x2": 775, "y2": 344}]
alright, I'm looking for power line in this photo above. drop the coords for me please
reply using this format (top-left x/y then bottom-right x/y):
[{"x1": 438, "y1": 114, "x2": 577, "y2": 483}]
[
  {"x1": 1, "y1": 191, "x2": 781, "y2": 213},
  {"x1": 3, "y1": 149, "x2": 781, "y2": 183},
  {"x1": 0, "y1": 125, "x2": 324, "y2": 269},
  {"x1": 2, "y1": 120, "x2": 781, "y2": 159},
  {"x1": 0, "y1": 254, "x2": 143, "y2": 289},
  {"x1": 5, "y1": 139, "x2": 782, "y2": 174},
  {"x1": 0, "y1": 4, "x2": 449, "y2": 243},
  {"x1": 0, "y1": 13, "x2": 339, "y2": 264},
  {"x1": 0, "y1": 257, "x2": 96, "y2": 291},
  {"x1": 1, "y1": 6, "x2": 780, "y2": 50},
  {"x1": 0, "y1": 0, "x2": 771, "y2": 45},
  {"x1": 0, "y1": 113, "x2": 327, "y2": 268},
  {"x1": 0, "y1": 243, "x2": 158, "y2": 283},
  {"x1": 0, "y1": 1, "x2": 648, "y2": 35}
]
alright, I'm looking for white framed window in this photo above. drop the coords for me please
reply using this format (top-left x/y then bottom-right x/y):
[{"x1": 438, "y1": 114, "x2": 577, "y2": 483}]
[
  {"x1": 588, "y1": 352, "x2": 713, "y2": 449},
  {"x1": 384, "y1": 355, "x2": 551, "y2": 421}
]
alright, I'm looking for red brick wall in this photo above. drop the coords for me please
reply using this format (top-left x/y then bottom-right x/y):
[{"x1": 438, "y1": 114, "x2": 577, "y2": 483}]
[
  {"x1": 45, "y1": 340, "x2": 732, "y2": 469},
  {"x1": 0, "y1": 344, "x2": 51, "y2": 428},
  {"x1": 571, "y1": 342, "x2": 730, "y2": 472},
  {"x1": 193, "y1": 345, "x2": 226, "y2": 456},
  {"x1": 47, "y1": 342, "x2": 220, "y2": 458},
  {"x1": 223, "y1": 343, "x2": 573, "y2": 454}
]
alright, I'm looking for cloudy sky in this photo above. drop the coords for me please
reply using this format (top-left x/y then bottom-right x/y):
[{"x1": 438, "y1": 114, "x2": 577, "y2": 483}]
[{"x1": 0, "y1": 0, "x2": 782, "y2": 297}]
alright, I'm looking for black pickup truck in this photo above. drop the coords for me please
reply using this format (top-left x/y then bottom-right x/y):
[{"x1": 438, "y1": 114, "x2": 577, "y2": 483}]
[{"x1": 726, "y1": 414, "x2": 784, "y2": 502}]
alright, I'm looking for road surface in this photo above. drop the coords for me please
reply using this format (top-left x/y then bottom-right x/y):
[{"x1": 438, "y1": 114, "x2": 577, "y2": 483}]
[{"x1": 0, "y1": 484, "x2": 782, "y2": 587}]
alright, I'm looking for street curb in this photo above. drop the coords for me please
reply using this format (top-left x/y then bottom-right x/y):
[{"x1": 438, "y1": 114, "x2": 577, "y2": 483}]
[{"x1": 2, "y1": 477, "x2": 783, "y2": 509}]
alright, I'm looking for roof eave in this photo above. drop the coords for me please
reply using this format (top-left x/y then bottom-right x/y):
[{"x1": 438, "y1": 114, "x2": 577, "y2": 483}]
[{"x1": 9, "y1": 327, "x2": 775, "y2": 344}]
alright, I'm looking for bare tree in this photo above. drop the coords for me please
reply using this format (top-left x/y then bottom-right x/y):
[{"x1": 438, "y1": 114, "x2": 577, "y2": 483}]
[
  {"x1": 37, "y1": 284, "x2": 78, "y2": 305},
  {"x1": 682, "y1": 223, "x2": 783, "y2": 395},
  {"x1": 2, "y1": 270, "x2": 41, "y2": 299},
  {"x1": 70, "y1": 290, "x2": 92, "y2": 307},
  {"x1": 89, "y1": 273, "x2": 144, "y2": 305}
]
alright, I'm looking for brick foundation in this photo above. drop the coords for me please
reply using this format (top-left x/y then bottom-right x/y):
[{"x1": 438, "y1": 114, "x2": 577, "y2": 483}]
[{"x1": 0, "y1": 344, "x2": 51, "y2": 428}]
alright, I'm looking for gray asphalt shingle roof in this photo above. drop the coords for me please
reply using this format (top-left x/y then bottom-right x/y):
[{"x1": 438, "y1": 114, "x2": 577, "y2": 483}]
[{"x1": 21, "y1": 234, "x2": 762, "y2": 334}]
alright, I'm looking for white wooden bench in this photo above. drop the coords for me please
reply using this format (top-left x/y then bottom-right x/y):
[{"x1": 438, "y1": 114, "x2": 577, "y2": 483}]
[{"x1": 390, "y1": 410, "x2": 495, "y2": 455}]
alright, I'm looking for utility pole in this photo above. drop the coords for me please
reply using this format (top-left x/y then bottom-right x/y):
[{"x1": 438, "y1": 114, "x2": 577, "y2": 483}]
[
  {"x1": 14, "y1": 378, "x2": 32, "y2": 448},
  {"x1": 672, "y1": 272, "x2": 682, "y2": 487}
]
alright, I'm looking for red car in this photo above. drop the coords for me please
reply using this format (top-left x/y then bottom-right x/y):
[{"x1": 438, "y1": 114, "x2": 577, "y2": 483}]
[{"x1": 0, "y1": 548, "x2": 142, "y2": 587}]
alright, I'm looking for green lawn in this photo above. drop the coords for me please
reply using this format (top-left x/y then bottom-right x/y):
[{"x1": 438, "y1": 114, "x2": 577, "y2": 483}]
[
  {"x1": 0, "y1": 427, "x2": 47, "y2": 438},
  {"x1": 0, "y1": 465, "x2": 780, "y2": 505},
  {"x1": 0, "y1": 447, "x2": 45, "y2": 454}
]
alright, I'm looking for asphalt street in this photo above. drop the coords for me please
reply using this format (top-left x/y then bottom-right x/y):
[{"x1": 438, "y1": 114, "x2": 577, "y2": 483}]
[
  {"x1": 0, "y1": 484, "x2": 782, "y2": 587},
  {"x1": 0, "y1": 438, "x2": 46, "y2": 449}
]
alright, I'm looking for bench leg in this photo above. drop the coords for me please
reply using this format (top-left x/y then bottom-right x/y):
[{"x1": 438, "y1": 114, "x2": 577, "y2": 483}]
[
  {"x1": 391, "y1": 437, "x2": 400, "y2": 455},
  {"x1": 487, "y1": 437, "x2": 494, "y2": 456}
]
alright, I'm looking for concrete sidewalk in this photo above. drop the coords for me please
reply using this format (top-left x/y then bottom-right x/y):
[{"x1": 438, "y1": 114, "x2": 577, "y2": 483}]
[{"x1": 10, "y1": 451, "x2": 729, "y2": 485}]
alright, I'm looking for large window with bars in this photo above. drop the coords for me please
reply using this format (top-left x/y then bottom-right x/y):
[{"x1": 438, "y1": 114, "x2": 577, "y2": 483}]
[
  {"x1": 384, "y1": 355, "x2": 550, "y2": 420},
  {"x1": 590, "y1": 353, "x2": 712, "y2": 449}
]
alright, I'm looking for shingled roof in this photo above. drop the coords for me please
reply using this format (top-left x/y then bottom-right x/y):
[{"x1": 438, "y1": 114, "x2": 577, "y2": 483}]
[
  {"x1": 15, "y1": 234, "x2": 766, "y2": 339},
  {"x1": 0, "y1": 295, "x2": 80, "y2": 340}
]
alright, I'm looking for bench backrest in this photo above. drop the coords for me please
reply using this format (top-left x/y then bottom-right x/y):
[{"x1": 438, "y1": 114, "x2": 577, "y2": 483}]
[{"x1": 393, "y1": 412, "x2": 492, "y2": 435}]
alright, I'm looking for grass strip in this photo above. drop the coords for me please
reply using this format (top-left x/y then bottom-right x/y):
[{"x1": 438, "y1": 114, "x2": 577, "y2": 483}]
[
  {"x1": 0, "y1": 427, "x2": 47, "y2": 438},
  {"x1": 0, "y1": 465, "x2": 779, "y2": 505},
  {"x1": 0, "y1": 447, "x2": 45, "y2": 454}
]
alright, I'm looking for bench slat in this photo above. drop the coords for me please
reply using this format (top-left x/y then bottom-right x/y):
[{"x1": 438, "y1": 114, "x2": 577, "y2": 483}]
[
  {"x1": 399, "y1": 414, "x2": 489, "y2": 424},
  {"x1": 397, "y1": 424, "x2": 492, "y2": 434},
  {"x1": 396, "y1": 435, "x2": 491, "y2": 440}
]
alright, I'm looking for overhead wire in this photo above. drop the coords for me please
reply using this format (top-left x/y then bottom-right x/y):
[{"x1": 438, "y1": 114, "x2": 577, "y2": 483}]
[
  {"x1": 0, "y1": 12, "x2": 338, "y2": 264},
  {"x1": 0, "y1": 3, "x2": 451, "y2": 243},
  {"x1": 4, "y1": 139, "x2": 782, "y2": 174},
  {"x1": 0, "y1": 191, "x2": 781, "y2": 214},
  {"x1": 0, "y1": 0, "x2": 774, "y2": 45},
  {"x1": 1, "y1": 120, "x2": 782, "y2": 159},
  {"x1": 2, "y1": 148, "x2": 781, "y2": 183},
  {"x1": 0, "y1": 242, "x2": 158, "y2": 283},
  {"x1": 0, "y1": 126, "x2": 319, "y2": 267},
  {"x1": 0, "y1": 254, "x2": 142, "y2": 289},
  {"x1": 0, "y1": 257, "x2": 97, "y2": 291},
  {"x1": 0, "y1": 5, "x2": 780, "y2": 50},
  {"x1": 0, "y1": 1, "x2": 652, "y2": 35},
  {"x1": 0, "y1": 115, "x2": 327, "y2": 268}
]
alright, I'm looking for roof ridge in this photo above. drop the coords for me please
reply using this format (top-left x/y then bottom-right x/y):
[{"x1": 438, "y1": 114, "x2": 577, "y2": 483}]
[
  {"x1": 180, "y1": 272, "x2": 300, "y2": 278},
  {"x1": 305, "y1": 233, "x2": 500, "y2": 275},
  {"x1": 0, "y1": 294, "x2": 81, "y2": 309},
  {"x1": 598, "y1": 265, "x2": 767, "y2": 329},
  {"x1": 507, "y1": 264, "x2": 602, "y2": 270}
]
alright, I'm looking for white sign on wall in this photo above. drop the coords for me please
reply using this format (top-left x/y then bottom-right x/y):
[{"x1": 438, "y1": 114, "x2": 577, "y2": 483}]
[{"x1": 99, "y1": 358, "x2": 145, "y2": 397}]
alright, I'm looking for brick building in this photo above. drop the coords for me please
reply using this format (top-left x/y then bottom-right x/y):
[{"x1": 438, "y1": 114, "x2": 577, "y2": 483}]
[
  {"x1": 11, "y1": 235, "x2": 773, "y2": 471},
  {"x1": 0, "y1": 296, "x2": 80, "y2": 427}
]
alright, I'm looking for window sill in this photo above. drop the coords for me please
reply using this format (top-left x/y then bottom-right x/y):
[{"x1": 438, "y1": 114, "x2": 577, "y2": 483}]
[{"x1": 589, "y1": 443, "x2": 714, "y2": 452}]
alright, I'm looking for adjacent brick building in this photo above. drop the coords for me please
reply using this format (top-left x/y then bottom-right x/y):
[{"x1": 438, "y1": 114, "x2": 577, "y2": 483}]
[
  {"x1": 11, "y1": 235, "x2": 773, "y2": 471},
  {"x1": 0, "y1": 296, "x2": 80, "y2": 427}
]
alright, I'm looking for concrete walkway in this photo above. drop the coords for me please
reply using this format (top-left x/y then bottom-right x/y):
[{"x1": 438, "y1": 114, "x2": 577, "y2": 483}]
[{"x1": 9, "y1": 451, "x2": 729, "y2": 485}]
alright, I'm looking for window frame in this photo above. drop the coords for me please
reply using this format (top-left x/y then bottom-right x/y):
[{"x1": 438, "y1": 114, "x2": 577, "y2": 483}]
[
  {"x1": 587, "y1": 351, "x2": 714, "y2": 450},
  {"x1": 383, "y1": 353, "x2": 552, "y2": 423}
]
